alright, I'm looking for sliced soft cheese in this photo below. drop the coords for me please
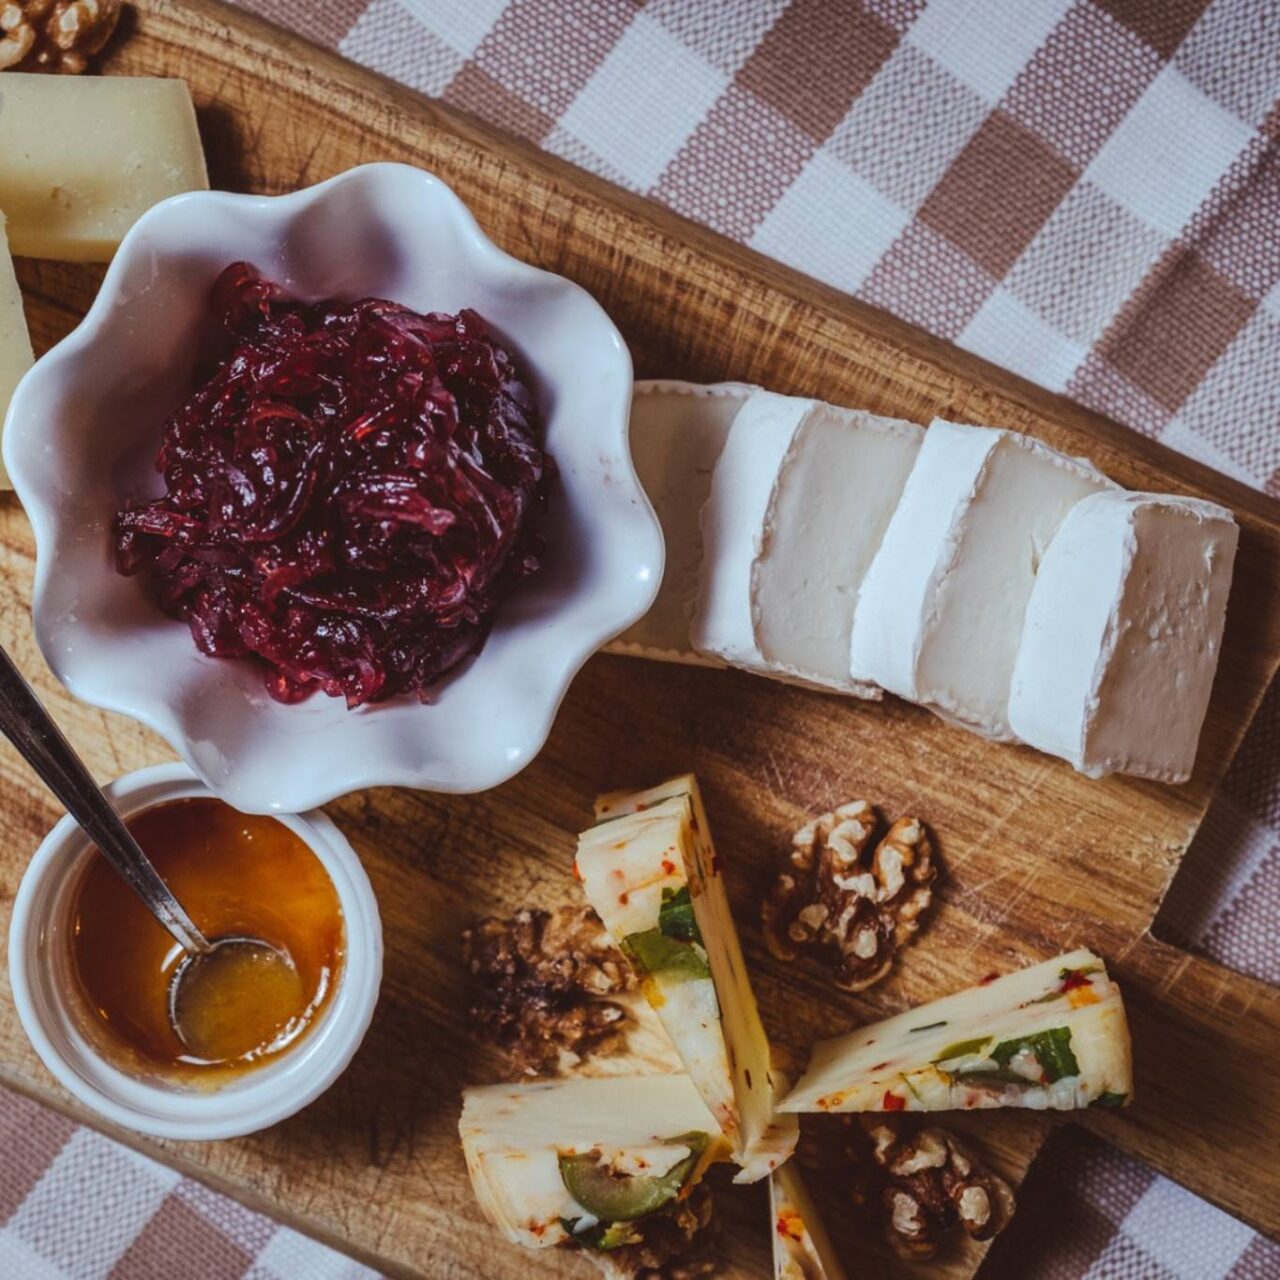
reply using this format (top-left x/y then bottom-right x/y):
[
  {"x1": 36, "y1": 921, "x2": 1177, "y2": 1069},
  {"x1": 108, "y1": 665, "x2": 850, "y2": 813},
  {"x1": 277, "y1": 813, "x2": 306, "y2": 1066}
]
[
  {"x1": 693, "y1": 396, "x2": 922, "y2": 694},
  {"x1": 770, "y1": 1162, "x2": 847, "y2": 1280},
  {"x1": 460, "y1": 1075, "x2": 724, "y2": 1250},
  {"x1": 850, "y1": 420, "x2": 1116, "y2": 739},
  {"x1": 608, "y1": 380, "x2": 754, "y2": 665},
  {"x1": 0, "y1": 215, "x2": 33, "y2": 489},
  {"x1": 1009, "y1": 491, "x2": 1237, "y2": 782},
  {"x1": 0, "y1": 75, "x2": 208, "y2": 261},
  {"x1": 781, "y1": 948, "x2": 1132, "y2": 1114},
  {"x1": 579, "y1": 775, "x2": 798, "y2": 1182}
]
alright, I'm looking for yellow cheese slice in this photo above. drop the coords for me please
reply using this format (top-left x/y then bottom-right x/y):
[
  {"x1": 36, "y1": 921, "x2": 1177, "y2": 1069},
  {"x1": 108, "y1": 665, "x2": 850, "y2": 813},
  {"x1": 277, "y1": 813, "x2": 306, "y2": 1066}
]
[
  {"x1": 0, "y1": 215, "x2": 33, "y2": 488},
  {"x1": 0, "y1": 74, "x2": 208, "y2": 261}
]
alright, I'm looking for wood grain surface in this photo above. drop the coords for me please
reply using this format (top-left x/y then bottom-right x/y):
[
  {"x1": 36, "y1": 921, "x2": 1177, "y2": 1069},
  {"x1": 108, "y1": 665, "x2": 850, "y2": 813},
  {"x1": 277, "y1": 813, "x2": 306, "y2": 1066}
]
[{"x1": 1, "y1": 2, "x2": 1278, "y2": 1276}]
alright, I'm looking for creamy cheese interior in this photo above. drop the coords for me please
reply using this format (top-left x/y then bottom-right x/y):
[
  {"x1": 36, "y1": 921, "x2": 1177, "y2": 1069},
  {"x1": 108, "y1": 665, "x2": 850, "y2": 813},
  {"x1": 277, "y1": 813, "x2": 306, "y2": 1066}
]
[
  {"x1": 770, "y1": 1162, "x2": 847, "y2": 1280},
  {"x1": 753, "y1": 406, "x2": 921, "y2": 685},
  {"x1": 1011, "y1": 491, "x2": 1237, "y2": 781},
  {"x1": 0, "y1": 215, "x2": 33, "y2": 489},
  {"x1": 781, "y1": 948, "x2": 1132, "y2": 1114},
  {"x1": 0, "y1": 75, "x2": 208, "y2": 261},
  {"x1": 612, "y1": 381, "x2": 752, "y2": 662},
  {"x1": 460, "y1": 1075, "x2": 722, "y2": 1250}
]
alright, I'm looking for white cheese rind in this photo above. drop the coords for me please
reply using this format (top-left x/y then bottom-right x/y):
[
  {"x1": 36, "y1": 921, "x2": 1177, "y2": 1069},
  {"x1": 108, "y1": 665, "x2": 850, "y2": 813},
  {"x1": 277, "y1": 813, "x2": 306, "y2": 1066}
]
[
  {"x1": 781, "y1": 948, "x2": 1133, "y2": 1114},
  {"x1": 1010, "y1": 491, "x2": 1238, "y2": 781},
  {"x1": 770, "y1": 1162, "x2": 848, "y2": 1280},
  {"x1": 850, "y1": 421, "x2": 1115, "y2": 739},
  {"x1": 0, "y1": 75, "x2": 208, "y2": 262},
  {"x1": 460, "y1": 1075, "x2": 723, "y2": 1250},
  {"x1": 692, "y1": 392, "x2": 816, "y2": 672},
  {"x1": 581, "y1": 775, "x2": 797, "y2": 1182},
  {"x1": 609, "y1": 380, "x2": 755, "y2": 666},
  {"x1": 0, "y1": 216, "x2": 33, "y2": 489}
]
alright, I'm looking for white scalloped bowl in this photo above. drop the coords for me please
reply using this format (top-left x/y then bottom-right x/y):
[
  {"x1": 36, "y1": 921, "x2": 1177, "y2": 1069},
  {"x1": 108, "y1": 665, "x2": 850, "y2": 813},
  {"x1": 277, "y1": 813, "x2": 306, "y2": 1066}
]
[{"x1": 4, "y1": 164, "x2": 661, "y2": 813}]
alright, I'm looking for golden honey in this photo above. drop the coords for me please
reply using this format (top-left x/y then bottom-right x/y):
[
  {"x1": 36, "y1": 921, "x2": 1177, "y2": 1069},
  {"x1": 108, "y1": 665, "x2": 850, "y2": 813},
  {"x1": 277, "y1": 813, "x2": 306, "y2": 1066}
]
[{"x1": 68, "y1": 798, "x2": 344, "y2": 1082}]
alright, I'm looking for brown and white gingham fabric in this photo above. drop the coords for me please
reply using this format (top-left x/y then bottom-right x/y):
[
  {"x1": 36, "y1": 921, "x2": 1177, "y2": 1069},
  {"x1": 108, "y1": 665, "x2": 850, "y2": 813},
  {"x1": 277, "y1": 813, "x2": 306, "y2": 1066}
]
[{"x1": 4, "y1": 1, "x2": 1278, "y2": 1277}]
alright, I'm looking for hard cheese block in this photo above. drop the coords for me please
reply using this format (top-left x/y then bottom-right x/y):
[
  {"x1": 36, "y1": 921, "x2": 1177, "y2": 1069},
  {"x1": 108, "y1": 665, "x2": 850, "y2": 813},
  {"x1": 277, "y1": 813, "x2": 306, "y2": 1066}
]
[
  {"x1": 608, "y1": 380, "x2": 752, "y2": 665},
  {"x1": 0, "y1": 74, "x2": 208, "y2": 261},
  {"x1": 1010, "y1": 491, "x2": 1238, "y2": 782},
  {"x1": 781, "y1": 948, "x2": 1132, "y2": 1114},
  {"x1": 850, "y1": 421, "x2": 1116, "y2": 739},
  {"x1": 693, "y1": 394, "x2": 922, "y2": 694},
  {"x1": 577, "y1": 775, "x2": 797, "y2": 1182},
  {"x1": 0, "y1": 215, "x2": 33, "y2": 489},
  {"x1": 770, "y1": 1163, "x2": 847, "y2": 1280},
  {"x1": 460, "y1": 1075, "x2": 725, "y2": 1252}
]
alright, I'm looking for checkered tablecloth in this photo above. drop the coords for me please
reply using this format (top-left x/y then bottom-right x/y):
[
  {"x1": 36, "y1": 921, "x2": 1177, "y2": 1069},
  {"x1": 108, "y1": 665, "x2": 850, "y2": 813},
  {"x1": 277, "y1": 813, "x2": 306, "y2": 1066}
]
[{"x1": 4, "y1": 1, "x2": 1278, "y2": 1277}]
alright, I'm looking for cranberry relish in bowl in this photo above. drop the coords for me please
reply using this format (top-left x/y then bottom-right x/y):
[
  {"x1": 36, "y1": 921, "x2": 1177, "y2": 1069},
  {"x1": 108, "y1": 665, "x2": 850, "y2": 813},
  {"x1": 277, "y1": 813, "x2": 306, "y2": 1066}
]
[
  {"x1": 5, "y1": 164, "x2": 658, "y2": 811},
  {"x1": 113, "y1": 263, "x2": 553, "y2": 709}
]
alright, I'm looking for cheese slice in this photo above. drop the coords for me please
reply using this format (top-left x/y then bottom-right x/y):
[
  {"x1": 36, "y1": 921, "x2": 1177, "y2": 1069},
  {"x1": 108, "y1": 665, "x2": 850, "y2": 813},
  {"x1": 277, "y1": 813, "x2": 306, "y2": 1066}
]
[
  {"x1": 578, "y1": 775, "x2": 797, "y2": 1182},
  {"x1": 693, "y1": 397, "x2": 922, "y2": 694},
  {"x1": 0, "y1": 75, "x2": 208, "y2": 261},
  {"x1": 1009, "y1": 491, "x2": 1237, "y2": 782},
  {"x1": 0, "y1": 215, "x2": 33, "y2": 489},
  {"x1": 608, "y1": 380, "x2": 753, "y2": 665},
  {"x1": 850, "y1": 420, "x2": 1116, "y2": 739},
  {"x1": 781, "y1": 948, "x2": 1132, "y2": 1114},
  {"x1": 460, "y1": 1075, "x2": 725, "y2": 1251},
  {"x1": 770, "y1": 1163, "x2": 847, "y2": 1280}
]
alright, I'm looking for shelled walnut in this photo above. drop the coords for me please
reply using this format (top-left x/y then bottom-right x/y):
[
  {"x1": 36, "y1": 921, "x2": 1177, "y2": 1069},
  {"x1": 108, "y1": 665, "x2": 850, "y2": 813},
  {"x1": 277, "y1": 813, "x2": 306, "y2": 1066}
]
[
  {"x1": 851, "y1": 1118, "x2": 1015, "y2": 1259},
  {"x1": 462, "y1": 905, "x2": 635, "y2": 1077},
  {"x1": 761, "y1": 801, "x2": 937, "y2": 991},
  {"x1": 0, "y1": 0, "x2": 120, "y2": 73}
]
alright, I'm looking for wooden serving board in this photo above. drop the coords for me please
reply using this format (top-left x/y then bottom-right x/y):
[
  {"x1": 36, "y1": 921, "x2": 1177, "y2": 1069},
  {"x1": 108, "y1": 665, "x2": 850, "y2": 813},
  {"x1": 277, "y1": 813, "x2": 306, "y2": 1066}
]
[{"x1": 2, "y1": 3, "x2": 1279, "y2": 1275}]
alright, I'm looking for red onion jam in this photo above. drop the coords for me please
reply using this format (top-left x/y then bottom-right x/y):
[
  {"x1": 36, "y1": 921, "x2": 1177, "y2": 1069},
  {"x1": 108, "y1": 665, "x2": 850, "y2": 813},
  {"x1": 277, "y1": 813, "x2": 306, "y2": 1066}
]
[{"x1": 112, "y1": 262, "x2": 551, "y2": 708}]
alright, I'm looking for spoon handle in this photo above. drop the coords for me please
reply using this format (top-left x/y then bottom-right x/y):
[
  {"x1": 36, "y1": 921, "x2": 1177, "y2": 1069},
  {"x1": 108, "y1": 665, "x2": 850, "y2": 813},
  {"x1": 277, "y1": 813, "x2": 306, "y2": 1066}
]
[{"x1": 0, "y1": 645, "x2": 211, "y2": 955}]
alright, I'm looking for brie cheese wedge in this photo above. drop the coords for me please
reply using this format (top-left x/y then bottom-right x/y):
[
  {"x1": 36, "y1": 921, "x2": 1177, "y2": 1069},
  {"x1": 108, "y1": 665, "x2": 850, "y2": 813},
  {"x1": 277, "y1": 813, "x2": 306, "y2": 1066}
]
[
  {"x1": 577, "y1": 775, "x2": 798, "y2": 1182},
  {"x1": 460, "y1": 1075, "x2": 725, "y2": 1251},
  {"x1": 850, "y1": 420, "x2": 1116, "y2": 739},
  {"x1": 0, "y1": 214, "x2": 33, "y2": 489},
  {"x1": 770, "y1": 1162, "x2": 847, "y2": 1280},
  {"x1": 1009, "y1": 491, "x2": 1237, "y2": 782},
  {"x1": 781, "y1": 949, "x2": 1132, "y2": 1114},
  {"x1": 693, "y1": 397, "x2": 923, "y2": 693},
  {"x1": 608, "y1": 380, "x2": 754, "y2": 665}
]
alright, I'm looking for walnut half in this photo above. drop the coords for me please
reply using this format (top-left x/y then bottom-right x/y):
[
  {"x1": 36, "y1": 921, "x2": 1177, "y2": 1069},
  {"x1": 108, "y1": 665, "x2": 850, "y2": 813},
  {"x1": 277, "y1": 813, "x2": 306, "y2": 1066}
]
[
  {"x1": 761, "y1": 802, "x2": 937, "y2": 991},
  {"x1": 1, "y1": 0, "x2": 121, "y2": 74},
  {"x1": 462, "y1": 905, "x2": 634, "y2": 1077},
  {"x1": 857, "y1": 1119, "x2": 1016, "y2": 1259}
]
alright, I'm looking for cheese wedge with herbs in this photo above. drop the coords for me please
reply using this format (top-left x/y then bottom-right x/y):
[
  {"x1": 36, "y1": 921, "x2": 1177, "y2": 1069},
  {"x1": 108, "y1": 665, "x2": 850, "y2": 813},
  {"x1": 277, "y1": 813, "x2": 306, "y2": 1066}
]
[
  {"x1": 781, "y1": 949, "x2": 1132, "y2": 1114},
  {"x1": 460, "y1": 1075, "x2": 727, "y2": 1252},
  {"x1": 770, "y1": 1163, "x2": 847, "y2": 1280},
  {"x1": 577, "y1": 775, "x2": 797, "y2": 1182}
]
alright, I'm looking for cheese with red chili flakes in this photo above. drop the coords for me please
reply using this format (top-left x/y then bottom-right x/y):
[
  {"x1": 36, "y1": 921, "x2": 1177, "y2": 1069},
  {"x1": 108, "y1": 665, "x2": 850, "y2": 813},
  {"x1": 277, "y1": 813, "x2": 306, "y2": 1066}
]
[
  {"x1": 780, "y1": 949, "x2": 1132, "y2": 1114},
  {"x1": 577, "y1": 774, "x2": 797, "y2": 1183},
  {"x1": 770, "y1": 1162, "x2": 847, "y2": 1280}
]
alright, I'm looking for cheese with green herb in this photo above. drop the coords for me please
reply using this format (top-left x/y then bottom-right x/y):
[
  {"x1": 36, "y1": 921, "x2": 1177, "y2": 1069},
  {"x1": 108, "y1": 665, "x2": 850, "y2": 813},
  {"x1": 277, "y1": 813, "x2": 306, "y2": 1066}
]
[
  {"x1": 781, "y1": 949, "x2": 1132, "y2": 1114},
  {"x1": 577, "y1": 775, "x2": 798, "y2": 1182},
  {"x1": 770, "y1": 1163, "x2": 847, "y2": 1280},
  {"x1": 460, "y1": 1075, "x2": 726, "y2": 1252}
]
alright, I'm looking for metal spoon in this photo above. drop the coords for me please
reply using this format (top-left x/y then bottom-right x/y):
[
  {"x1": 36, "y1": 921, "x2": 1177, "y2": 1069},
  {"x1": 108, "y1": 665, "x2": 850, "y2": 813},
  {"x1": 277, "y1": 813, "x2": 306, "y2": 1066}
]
[{"x1": 0, "y1": 643, "x2": 291, "y2": 1056}]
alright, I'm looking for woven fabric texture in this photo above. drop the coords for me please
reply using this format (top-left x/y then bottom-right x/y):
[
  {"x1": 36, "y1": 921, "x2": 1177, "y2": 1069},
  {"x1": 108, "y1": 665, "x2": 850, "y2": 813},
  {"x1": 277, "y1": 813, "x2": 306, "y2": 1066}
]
[{"x1": 4, "y1": 1, "x2": 1278, "y2": 1277}]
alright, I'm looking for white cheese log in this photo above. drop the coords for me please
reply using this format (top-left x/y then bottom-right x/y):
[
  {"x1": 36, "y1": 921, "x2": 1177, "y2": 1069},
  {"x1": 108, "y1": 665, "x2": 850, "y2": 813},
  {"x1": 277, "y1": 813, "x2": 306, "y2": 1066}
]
[
  {"x1": 1009, "y1": 491, "x2": 1237, "y2": 782},
  {"x1": 0, "y1": 215, "x2": 33, "y2": 489},
  {"x1": 460, "y1": 1075, "x2": 723, "y2": 1250},
  {"x1": 579, "y1": 775, "x2": 798, "y2": 1182},
  {"x1": 0, "y1": 75, "x2": 208, "y2": 261},
  {"x1": 781, "y1": 948, "x2": 1132, "y2": 1114},
  {"x1": 770, "y1": 1162, "x2": 847, "y2": 1280},
  {"x1": 607, "y1": 380, "x2": 752, "y2": 666},
  {"x1": 694, "y1": 397, "x2": 922, "y2": 694},
  {"x1": 850, "y1": 420, "x2": 1116, "y2": 739}
]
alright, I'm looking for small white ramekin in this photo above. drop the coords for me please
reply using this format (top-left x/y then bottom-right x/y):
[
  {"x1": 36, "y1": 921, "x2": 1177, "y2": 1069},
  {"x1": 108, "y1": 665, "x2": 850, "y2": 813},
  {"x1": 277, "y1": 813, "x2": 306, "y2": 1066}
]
[{"x1": 8, "y1": 762, "x2": 383, "y2": 1140}]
